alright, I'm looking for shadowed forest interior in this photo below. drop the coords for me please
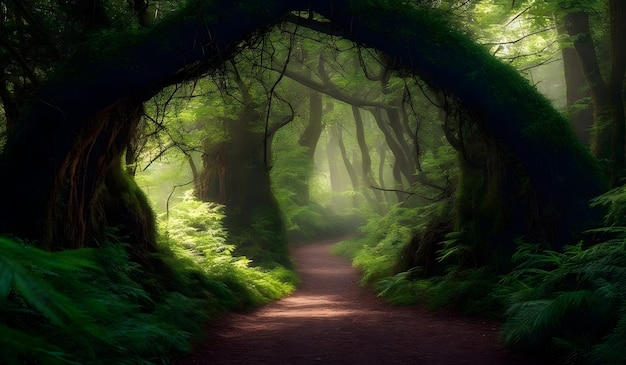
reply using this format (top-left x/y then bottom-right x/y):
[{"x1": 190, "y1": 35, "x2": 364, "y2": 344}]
[{"x1": 0, "y1": 0, "x2": 625, "y2": 364}]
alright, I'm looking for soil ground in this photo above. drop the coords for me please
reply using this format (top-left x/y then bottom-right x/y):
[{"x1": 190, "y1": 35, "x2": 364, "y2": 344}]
[{"x1": 178, "y1": 239, "x2": 547, "y2": 364}]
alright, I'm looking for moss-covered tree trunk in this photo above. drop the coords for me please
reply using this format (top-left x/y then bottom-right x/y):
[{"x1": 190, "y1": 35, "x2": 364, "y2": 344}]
[
  {"x1": 0, "y1": 96, "x2": 157, "y2": 267},
  {"x1": 195, "y1": 108, "x2": 290, "y2": 266}
]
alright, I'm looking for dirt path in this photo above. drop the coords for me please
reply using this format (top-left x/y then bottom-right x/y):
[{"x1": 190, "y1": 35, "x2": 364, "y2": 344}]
[{"x1": 179, "y1": 239, "x2": 543, "y2": 364}]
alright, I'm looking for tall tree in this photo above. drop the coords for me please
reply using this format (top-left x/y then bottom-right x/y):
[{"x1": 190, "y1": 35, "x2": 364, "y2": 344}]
[
  {"x1": 559, "y1": 17, "x2": 594, "y2": 143},
  {"x1": 352, "y1": 106, "x2": 384, "y2": 210},
  {"x1": 189, "y1": 58, "x2": 294, "y2": 265},
  {"x1": 560, "y1": 0, "x2": 626, "y2": 184}
]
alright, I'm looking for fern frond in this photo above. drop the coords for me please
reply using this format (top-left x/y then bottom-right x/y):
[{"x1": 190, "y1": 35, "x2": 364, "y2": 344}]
[
  {"x1": 502, "y1": 299, "x2": 552, "y2": 351},
  {"x1": 540, "y1": 290, "x2": 595, "y2": 328},
  {"x1": 0, "y1": 240, "x2": 92, "y2": 328},
  {"x1": 0, "y1": 236, "x2": 99, "y2": 272}
]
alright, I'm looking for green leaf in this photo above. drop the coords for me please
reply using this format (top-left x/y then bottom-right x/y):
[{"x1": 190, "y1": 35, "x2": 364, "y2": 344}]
[
  {"x1": 0, "y1": 237, "x2": 93, "y2": 327},
  {"x1": 8, "y1": 256, "x2": 81, "y2": 326}
]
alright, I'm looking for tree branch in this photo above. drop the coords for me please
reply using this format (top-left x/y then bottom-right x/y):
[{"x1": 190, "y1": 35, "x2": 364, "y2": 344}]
[
  {"x1": 282, "y1": 12, "x2": 344, "y2": 37},
  {"x1": 369, "y1": 185, "x2": 439, "y2": 201}
]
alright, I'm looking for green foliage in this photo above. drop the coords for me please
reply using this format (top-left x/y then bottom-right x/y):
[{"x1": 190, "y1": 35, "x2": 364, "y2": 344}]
[
  {"x1": 0, "y1": 191, "x2": 295, "y2": 364},
  {"x1": 352, "y1": 225, "x2": 414, "y2": 285},
  {"x1": 427, "y1": 267, "x2": 507, "y2": 316},
  {"x1": 500, "y1": 238, "x2": 626, "y2": 363},
  {"x1": 223, "y1": 207, "x2": 291, "y2": 267},
  {"x1": 0, "y1": 237, "x2": 97, "y2": 364},
  {"x1": 331, "y1": 235, "x2": 366, "y2": 259},
  {"x1": 271, "y1": 123, "x2": 361, "y2": 242},
  {"x1": 0, "y1": 239, "x2": 97, "y2": 326},
  {"x1": 370, "y1": 186, "x2": 626, "y2": 363},
  {"x1": 333, "y1": 203, "x2": 439, "y2": 286},
  {"x1": 375, "y1": 267, "x2": 428, "y2": 306},
  {"x1": 0, "y1": 235, "x2": 205, "y2": 364},
  {"x1": 162, "y1": 190, "x2": 231, "y2": 257},
  {"x1": 374, "y1": 264, "x2": 505, "y2": 316},
  {"x1": 436, "y1": 230, "x2": 475, "y2": 268},
  {"x1": 590, "y1": 183, "x2": 626, "y2": 226},
  {"x1": 158, "y1": 191, "x2": 296, "y2": 308},
  {"x1": 499, "y1": 185, "x2": 626, "y2": 363}
]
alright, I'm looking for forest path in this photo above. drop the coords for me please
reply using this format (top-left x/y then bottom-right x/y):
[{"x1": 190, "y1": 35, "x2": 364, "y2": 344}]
[{"x1": 178, "y1": 238, "x2": 541, "y2": 365}]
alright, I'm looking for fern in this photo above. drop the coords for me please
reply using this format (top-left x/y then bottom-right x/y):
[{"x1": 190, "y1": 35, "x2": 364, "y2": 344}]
[
  {"x1": 436, "y1": 230, "x2": 473, "y2": 266},
  {"x1": 501, "y1": 236, "x2": 626, "y2": 363},
  {"x1": 591, "y1": 306, "x2": 626, "y2": 364},
  {"x1": 0, "y1": 237, "x2": 102, "y2": 363},
  {"x1": 0, "y1": 190, "x2": 297, "y2": 364},
  {"x1": 375, "y1": 267, "x2": 425, "y2": 305},
  {"x1": 502, "y1": 299, "x2": 553, "y2": 352},
  {"x1": 157, "y1": 192, "x2": 296, "y2": 309}
]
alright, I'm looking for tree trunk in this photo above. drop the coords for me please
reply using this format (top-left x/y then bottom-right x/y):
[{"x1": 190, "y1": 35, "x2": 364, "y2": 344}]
[
  {"x1": 326, "y1": 125, "x2": 345, "y2": 193},
  {"x1": 368, "y1": 107, "x2": 414, "y2": 187},
  {"x1": 0, "y1": 96, "x2": 157, "y2": 266},
  {"x1": 352, "y1": 106, "x2": 383, "y2": 210},
  {"x1": 608, "y1": 0, "x2": 626, "y2": 184},
  {"x1": 561, "y1": 35, "x2": 593, "y2": 144},
  {"x1": 195, "y1": 109, "x2": 290, "y2": 266},
  {"x1": 293, "y1": 90, "x2": 324, "y2": 205},
  {"x1": 381, "y1": 75, "x2": 418, "y2": 179},
  {"x1": 326, "y1": 124, "x2": 351, "y2": 210},
  {"x1": 334, "y1": 124, "x2": 360, "y2": 210},
  {"x1": 563, "y1": 12, "x2": 611, "y2": 164},
  {"x1": 299, "y1": 91, "x2": 324, "y2": 160},
  {"x1": 563, "y1": 4, "x2": 626, "y2": 185},
  {"x1": 335, "y1": 125, "x2": 359, "y2": 192}
]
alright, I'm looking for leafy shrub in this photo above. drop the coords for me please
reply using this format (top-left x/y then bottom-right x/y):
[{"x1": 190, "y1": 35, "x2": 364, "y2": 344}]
[
  {"x1": 0, "y1": 235, "x2": 206, "y2": 364},
  {"x1": 500, "y1": 185, "x2": 626, "y2": 363},
  {"x1": 158, "y1": 190, "x2": 296, "y2": 308},
  {"x1": 0, "y1": 237, "x2": 98, "y2": 364},
  {"x1": 0, "y1": 191, "x2": 296, "y2": 364},
  {"x1": 374, "y1": 267, "x2": 429, "y2": 305},
  {"x1": 501, "y1": 239, "x2": 626, "y2": 364},
  {"x1": 331, "y1": 204, "x2": 422, "y2": 286}
]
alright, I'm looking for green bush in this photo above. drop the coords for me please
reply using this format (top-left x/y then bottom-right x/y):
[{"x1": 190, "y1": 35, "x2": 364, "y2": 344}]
[
  {"x1": 332, "y1": 204, "x2": 423, "y2": 286},
  {"x1": 0, "y1": 191, "x2": 296, "y2": 364},
  {"x1": 500, "y1": 239, "x2": 626, "y2": 364},
  {"x1": 499, "y1": 185, "x2": 626, "y2": 363},
  {"x1": 157, "y1": 191, "x2": 296, "y2": 309},
  {"x1": 0, "y1": 236, "x2": 206, "y2": 364}
]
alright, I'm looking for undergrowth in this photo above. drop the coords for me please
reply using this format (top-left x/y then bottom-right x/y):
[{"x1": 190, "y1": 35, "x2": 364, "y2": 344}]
[
  {"x1": 356, "y1": 183, "x2": 626, "y2": 364},
  {"x1": 0, "y1": 190, "x2": 295, "y2": 364},
  {"x1": 332, "y1": 204, "x2": 423, "y2": 285},
  {"x1": 271, "y1": 138, "x2": 362, "y2": 243},
  {"x1": 336, "y1": 191, "x2": 509, "y2": 317},
  {"x1": 500, "y1": 239, "x2": 626, "y2": 364},
  {"x1": 332, "y1": 194, "x2": 455, "y2": 284},
  {"x1": 498, "y1": 185, "x2": 626, "y2": 364},
  {"x1": 159, "y1": 191, "x2": 296, "y2": 308}
]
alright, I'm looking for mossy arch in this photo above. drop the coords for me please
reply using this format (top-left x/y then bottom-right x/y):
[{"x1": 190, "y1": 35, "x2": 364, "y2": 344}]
[{"x1": 0, "y1": 0, "x2": 607, "y2": 266}]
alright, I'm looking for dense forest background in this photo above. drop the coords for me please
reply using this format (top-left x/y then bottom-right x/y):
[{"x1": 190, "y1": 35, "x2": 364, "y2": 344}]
[{"x1": 0, "y1": 0, "x2": 625, "y2": 363}]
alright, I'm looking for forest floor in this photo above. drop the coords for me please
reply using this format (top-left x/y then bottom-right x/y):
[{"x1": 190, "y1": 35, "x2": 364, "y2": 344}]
[{"x1": 178, "y1": 238, "x2": 548, "y2": 365}]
